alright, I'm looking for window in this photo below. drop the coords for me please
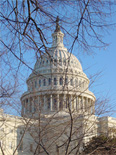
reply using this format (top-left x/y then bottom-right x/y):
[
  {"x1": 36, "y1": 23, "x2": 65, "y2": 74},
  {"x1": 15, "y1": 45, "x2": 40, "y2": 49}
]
[
  {"x1": 30, "y1": 102, "x2": 32, "y2": 112},
  {"x1": 35, "y1": 81, "x2": 37, "y2": 88},
  {"x1": 43, "y1": 79, "x2": 46, "y2": 86},
  {"x1": 53, "y1": 99, "x2": 57, "y2": 110},
  {"x1": 39, "y1": 79, "x2": 41, "y2": 87},
  {"x1": 54, "y1": 59, "x2": 57, "y2": 63},
  {"x1": 54, "y1": 78, "x2": 57, "y2": 85},
  {"x1": 59, "y1": 77, "x2": 63, "y2": 85},
  {"x1": 48, "y1": 78, "x2": 51, "y2": 85},
  {"x1": 70, "y1": 79, "x2": 73, "y2": 86},
  {"x1": 26, "y1": 99, "x2": 28, "y2": 103},
  {"x1": 65, "y1": 77, "x2": 68, "y2": 85},
  {"x1": 47, "y1": 99, "x2": 50, "y2": 109},
  {"x1": 46, "y1": 60, "x2": 48, "y2": 63}
]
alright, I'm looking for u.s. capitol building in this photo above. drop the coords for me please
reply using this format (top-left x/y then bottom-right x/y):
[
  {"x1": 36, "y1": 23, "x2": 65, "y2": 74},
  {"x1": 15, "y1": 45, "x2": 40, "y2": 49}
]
[{"x1": 0, "y1": 17, "x2": 116, "y2": 155}]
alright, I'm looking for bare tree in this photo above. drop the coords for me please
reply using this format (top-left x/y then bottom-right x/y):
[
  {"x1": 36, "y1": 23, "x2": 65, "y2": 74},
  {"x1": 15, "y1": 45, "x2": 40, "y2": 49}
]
[{"x1": 0, "y1": 0, "x2": 116, "y2": 155}]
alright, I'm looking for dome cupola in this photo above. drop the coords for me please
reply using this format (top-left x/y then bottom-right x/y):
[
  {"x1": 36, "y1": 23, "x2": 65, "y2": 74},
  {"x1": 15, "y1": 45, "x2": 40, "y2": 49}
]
[{"x1": 52, "y1": 16, "x2": 64, "y2": 48}]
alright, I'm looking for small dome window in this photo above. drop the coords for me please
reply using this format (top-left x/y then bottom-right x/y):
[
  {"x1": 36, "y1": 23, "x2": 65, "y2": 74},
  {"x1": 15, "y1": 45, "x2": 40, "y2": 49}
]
[
  {"x1": 48, "y1": 78, "x2": 51, "y2": 85},
  {"x1": 35, "y1": 81, "x2": 37, "y2": 88},
  {"x1": 59, "y1": 77, "x2": 63, "y2": 85},
  {"x1": 54, "y1": 78, "x2": 57, "y2": 85},
  {"x1": 47, "y1": 99, "x2": 50, "y2": 109},
  {"x1": 39, "y1": 79, "x2": 41, "y2": 87},
  {"x1": 43, "y1": 79, "x2": 46, "y2": 86},
  {"x1": 70, "y1": 79, "x2": 73, "y2": 86}
]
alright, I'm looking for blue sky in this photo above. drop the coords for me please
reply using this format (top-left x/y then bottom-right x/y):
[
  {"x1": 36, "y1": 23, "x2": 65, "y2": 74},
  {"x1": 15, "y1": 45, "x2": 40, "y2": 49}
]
[{"x1": 78, "y1": 28, "x2": 116, "y2": 117}]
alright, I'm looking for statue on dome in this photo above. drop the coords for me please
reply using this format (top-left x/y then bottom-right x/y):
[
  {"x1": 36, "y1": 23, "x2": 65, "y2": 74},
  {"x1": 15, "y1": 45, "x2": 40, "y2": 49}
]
[{"x1": 54, "y1": 16, "x2": 60, "y2": 32}]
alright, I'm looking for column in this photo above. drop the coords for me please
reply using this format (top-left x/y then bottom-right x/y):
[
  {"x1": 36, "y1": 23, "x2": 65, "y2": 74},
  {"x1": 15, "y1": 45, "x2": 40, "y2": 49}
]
[
  {"x1": 50, "y1": 94, "x2": 53, "y2": 111},
  {"x1": 76, "y1": 96, "x2": 78, "y2": 111},
  {"x1": 57, "y1": 94, "x2": 59, "y2": 111},
  {"x1": 82, "y1": 97, "x2": 85, "y2": 112},
  {"x1": 92, "y1": 101, "x2": 95, "y2": 114},
  {"x1": 90, "y1": 99, "x2": 92, "y2": 114},
  {"x1": 74, "y1": 96, "x2": 76, "y2": 110},
  {"x1": 63, "y1": 94, "x2": 66, "y2": 109},
  {"x1": 88, "y1": 99, "x2": 91, "y2": 114},
  {"x1": 81, "y1": 96, "x2": 83, "y2": 112},
  {"x1": 78, "y1": 97, "x2": 80, "y2": 112},
  {"x1": 85, "y1": 97, "x2": 88, "y2": 112},
  {"x1": 44, "y1": 95, "x2": 46, "y2": 110}
]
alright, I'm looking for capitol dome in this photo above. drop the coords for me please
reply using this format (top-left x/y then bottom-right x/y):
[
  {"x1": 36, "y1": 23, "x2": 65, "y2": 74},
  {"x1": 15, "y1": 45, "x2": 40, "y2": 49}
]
[
  {"x1": 21, "y1": 17, "x2": 95, "y2": 118},
  {"x1": 34, "y1": 46, "x2": 83, "y2": 72}
]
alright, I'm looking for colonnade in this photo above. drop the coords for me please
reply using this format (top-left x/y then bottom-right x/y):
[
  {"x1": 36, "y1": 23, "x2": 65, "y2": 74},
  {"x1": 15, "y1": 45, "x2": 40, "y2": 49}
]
[{"x1": 21, "y1": 94, "x2": 95, "y2": 116}]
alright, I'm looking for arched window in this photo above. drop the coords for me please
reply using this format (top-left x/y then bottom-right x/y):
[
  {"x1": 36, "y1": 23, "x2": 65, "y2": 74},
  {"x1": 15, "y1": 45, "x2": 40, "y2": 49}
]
[
  {"x1": 60, "y1": 77, "x2": 63, "y2": 85},
  {"x1": 48, "y1": 78, "x2": 51, "y2": 85},
  {"x1": 39, "y1": 79, "x2": 41, "y2": 87},
  {"x1": 35, "y1": 80, "x2": 37, "y2": 88},
  {"x1": 46, "y1": 60, "x2": 48, "y2": 63},
  {"x1": 47, "y1": 98, "x2": 50, "y2": 109},
  {"x1": 70, "y1": 79, "x2": 73, "y2": 86},
  {"x1": 54, "y1": 78, "x2": 57, "y2": 85},
  {"x1": 43, "y1": 79, "x2": 46, "y2": 86},
  {"x1": 53, "y1": 99, "x2": 57, "y2": 110}
]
